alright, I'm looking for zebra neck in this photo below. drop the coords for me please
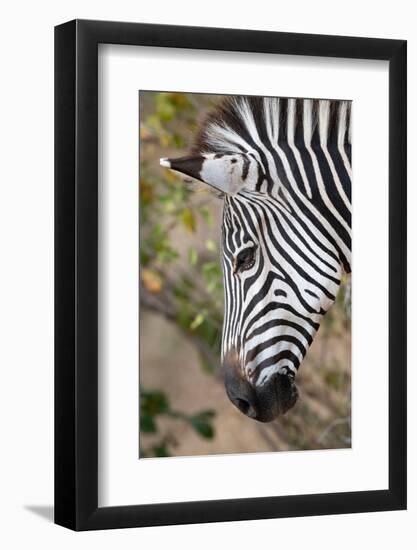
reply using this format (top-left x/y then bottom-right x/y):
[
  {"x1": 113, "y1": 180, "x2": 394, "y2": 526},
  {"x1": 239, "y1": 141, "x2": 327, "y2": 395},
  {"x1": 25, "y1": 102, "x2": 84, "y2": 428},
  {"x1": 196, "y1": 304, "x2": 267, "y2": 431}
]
[{"x1": 265, "y1": 147, "x2": 352, "y2": 274}]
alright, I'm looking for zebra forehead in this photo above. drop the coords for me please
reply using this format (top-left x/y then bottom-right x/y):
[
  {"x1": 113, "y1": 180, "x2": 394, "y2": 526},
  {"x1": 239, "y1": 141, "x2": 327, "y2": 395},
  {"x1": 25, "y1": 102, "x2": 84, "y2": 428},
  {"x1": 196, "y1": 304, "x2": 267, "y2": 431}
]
[
  {"x1": 222, "y1": 217, "x2": 253, "y2": 249},
  {"x1": 229, "y1": 193, "x2": 270, "y2": 221},
  {"x1": 223, "y1": 197, "x2": 262, "y2": 233}
]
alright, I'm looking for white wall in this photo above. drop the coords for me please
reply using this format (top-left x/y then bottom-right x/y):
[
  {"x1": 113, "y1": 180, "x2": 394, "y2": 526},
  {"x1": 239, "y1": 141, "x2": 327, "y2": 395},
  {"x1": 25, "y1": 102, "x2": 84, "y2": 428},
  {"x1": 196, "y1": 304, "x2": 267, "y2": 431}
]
[{"x1": 0, "y1": 1, "x2": 415, "y2": 548}]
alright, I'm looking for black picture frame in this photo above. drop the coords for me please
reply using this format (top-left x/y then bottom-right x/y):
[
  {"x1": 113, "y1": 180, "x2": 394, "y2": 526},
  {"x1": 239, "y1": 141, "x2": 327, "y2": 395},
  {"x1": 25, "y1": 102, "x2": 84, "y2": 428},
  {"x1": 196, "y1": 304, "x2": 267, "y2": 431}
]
[{"x1": 55, "y1": 19, "x2": 407, "y2": 531}]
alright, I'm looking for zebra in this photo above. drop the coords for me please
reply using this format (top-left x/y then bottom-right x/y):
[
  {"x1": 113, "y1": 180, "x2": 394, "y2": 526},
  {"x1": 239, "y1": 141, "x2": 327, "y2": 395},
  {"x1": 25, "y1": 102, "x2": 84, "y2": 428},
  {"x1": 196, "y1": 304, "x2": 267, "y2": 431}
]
[{"x1": 160, "y1": 95, "x2": 351, "y2": 422}]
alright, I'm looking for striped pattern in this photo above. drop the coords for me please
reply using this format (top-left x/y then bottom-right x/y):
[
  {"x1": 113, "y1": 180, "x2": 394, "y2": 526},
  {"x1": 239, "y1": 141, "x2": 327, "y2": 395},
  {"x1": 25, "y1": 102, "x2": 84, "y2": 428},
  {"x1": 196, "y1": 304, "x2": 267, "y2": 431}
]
[{"x1": 193, "y1": 96, "x2": 351, "y2": 387}]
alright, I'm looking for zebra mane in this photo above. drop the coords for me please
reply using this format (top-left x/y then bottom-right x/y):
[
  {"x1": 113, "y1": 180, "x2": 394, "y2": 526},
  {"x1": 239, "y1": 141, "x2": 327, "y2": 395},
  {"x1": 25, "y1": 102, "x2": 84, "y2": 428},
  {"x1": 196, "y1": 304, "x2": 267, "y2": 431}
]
[{"x1": 191, "y1": 96, "x2": 352, "y2": 155}]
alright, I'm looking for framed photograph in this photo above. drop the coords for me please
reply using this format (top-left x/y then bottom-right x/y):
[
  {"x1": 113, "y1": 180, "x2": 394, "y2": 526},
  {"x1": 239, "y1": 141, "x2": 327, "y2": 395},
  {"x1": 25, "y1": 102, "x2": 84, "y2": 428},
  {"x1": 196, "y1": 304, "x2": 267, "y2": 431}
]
[{"x1": 55, "y1": 19, "x2": 407, "y2": 530}]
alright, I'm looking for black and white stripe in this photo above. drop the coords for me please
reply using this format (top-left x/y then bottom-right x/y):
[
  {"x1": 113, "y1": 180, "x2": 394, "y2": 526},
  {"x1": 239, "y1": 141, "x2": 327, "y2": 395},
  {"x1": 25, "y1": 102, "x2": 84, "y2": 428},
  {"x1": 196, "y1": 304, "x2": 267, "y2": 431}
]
[{"x1": 161, "y1": 95, "x2": 351, "y2": 417}]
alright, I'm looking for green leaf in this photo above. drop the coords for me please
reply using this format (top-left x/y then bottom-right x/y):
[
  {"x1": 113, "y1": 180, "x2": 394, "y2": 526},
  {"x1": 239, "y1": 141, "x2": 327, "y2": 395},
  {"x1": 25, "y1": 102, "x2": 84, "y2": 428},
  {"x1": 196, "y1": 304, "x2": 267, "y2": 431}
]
[
  {"x1": 156, "y1": 247, "x2": 179, "y2": 264},
  {"x1": 201, "y1": 262, "x2": 222, "y2": 293},
  {"x1": 141, "y1": 390, "x2": 170, "y2": 416},
  {"x1": 199, "y1": 206, "x2": 213, "y2": 227},
  {"x1": 206, "y1": 239, "x2": 217, "y2": 252},
  {"x1": 172, "y1": 133, "x2": 185, "y2": 149},
  {"x1": 140, "y1": 249, "x2": 150, "y2": 266},
  {"x1": 189, "y1": 416, "x2": 215, "y2": 439},
  {"x1": 188, "y1": 247, "x2": 198, "y2": 266},
  {"x1": 206, "y1": 279, "x2": 218, "y2": 293},
  {"x1": 190, "y1": 312, "x2": 205, "y2": 331},
  {"x1": 188, "y1": 410, "x2": 216, "y2": 439},
  {"x1": 201, "y1": 261, "x2": 218, "y2": 277},
  {"x1": 140, "y1": 414, "x2": 157, "y2": 433},
  {"x1": 176, "y1": 307, "x2": 192, "y2": 330},
  {"x1": 145, "y1": 114, "x2": 163, "y2": 133},
  {"x1": 155, "y1": 93, "x2": 176, "y2": 121},
  {"x1": 162, "y1": 198, "x2": 176, "y2": 214},
  {"x1": 152, "y1": 442, "x2": 171, "y2": 457},
  {"x1": 181, "y1": 207, "x2": 196, "y2": 233}
]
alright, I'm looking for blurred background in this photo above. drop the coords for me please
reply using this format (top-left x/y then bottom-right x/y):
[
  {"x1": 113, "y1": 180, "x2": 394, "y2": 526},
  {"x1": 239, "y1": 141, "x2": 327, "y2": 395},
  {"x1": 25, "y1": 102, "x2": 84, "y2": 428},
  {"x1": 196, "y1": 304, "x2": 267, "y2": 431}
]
[{"x1": 139, "y1": 91, "x2": 351, "y2": 458}]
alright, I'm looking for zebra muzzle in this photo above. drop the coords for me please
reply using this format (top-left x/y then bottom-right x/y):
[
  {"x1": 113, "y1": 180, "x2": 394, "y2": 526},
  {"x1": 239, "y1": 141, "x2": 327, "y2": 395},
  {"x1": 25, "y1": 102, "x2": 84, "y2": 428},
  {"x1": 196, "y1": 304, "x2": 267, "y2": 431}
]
[
  {"x1": 224, "y1": 362, "x2": 298, "y2": 422},
  {"x1": 274, "y1": 372, "x2": 299, "y2": 415}
]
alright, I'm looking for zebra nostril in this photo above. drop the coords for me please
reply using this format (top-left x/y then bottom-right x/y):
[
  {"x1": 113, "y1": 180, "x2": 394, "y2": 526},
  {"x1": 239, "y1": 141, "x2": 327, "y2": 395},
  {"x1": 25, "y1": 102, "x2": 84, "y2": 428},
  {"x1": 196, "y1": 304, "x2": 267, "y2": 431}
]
[
  {"x1": 235, "y1": 397, "x2": 250, "y2": 414},
  {"x1": 224, "y1": 358, "x2": 259, "y2": 419},
  {"x1": 230, "y1": 395, "x2": 257, "y2": 418}
]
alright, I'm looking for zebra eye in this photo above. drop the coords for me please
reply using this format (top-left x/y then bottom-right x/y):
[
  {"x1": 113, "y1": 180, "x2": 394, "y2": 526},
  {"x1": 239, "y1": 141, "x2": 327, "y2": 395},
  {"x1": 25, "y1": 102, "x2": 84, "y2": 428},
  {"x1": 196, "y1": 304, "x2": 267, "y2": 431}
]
[{"x1": 234, "y1": 247, "x2": 257, "y2": 273}]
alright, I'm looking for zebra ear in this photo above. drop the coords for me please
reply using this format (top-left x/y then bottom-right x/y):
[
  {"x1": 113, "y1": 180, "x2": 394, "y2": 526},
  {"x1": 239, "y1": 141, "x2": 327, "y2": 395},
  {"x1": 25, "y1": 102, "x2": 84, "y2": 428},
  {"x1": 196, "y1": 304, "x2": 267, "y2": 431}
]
[{"x1": 160, "y1": 153, "x2": 255, "y2": 195}]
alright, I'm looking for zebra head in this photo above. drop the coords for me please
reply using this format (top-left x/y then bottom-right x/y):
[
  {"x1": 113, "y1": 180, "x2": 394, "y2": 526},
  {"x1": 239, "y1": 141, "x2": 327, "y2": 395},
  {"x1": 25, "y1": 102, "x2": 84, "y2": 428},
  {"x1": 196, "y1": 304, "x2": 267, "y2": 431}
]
[{"x1": 160, "y1": 97, "x2": 351, "y2": 422}]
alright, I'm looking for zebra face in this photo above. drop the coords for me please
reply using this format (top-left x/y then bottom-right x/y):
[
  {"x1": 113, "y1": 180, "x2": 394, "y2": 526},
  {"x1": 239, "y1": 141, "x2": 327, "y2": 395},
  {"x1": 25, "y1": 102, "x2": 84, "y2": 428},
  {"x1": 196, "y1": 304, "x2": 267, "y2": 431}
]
[{"x1": 220, "y1": 191, "x2": 343, "y2": 422}]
